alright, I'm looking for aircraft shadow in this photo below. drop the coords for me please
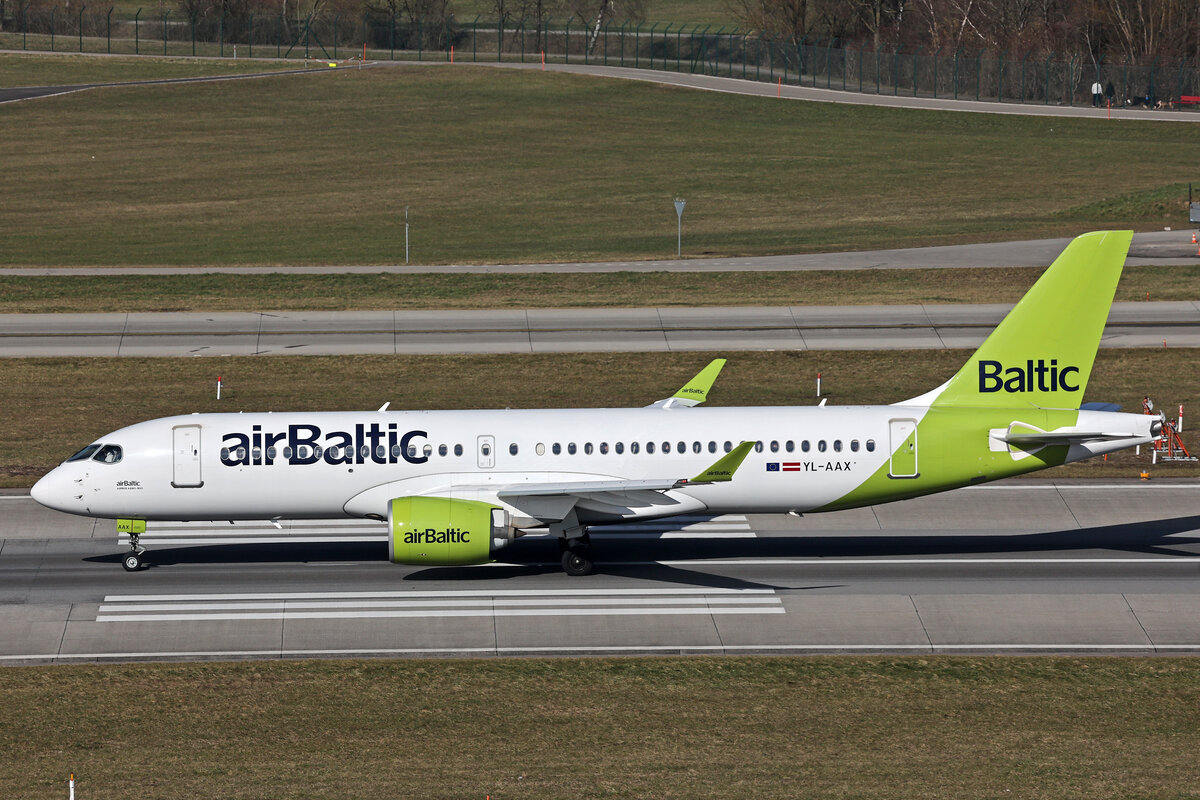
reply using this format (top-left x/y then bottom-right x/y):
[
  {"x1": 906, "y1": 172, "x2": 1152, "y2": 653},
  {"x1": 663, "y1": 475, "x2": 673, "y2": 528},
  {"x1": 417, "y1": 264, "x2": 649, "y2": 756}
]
[{"x1": 82, "y1": 513, "x2": 1200, "y2": 592}]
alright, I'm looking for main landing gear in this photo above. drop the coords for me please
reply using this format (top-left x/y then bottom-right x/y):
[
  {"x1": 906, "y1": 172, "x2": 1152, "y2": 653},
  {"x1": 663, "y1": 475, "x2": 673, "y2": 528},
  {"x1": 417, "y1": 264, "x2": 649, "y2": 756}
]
[
  {"x1": 122, "y1": 532, "x2": 147, "y2": 572},
  {"x1": 551, "y1": 509, "x2": 594, "y2": 576},
  {"x1": 559, "y1": 534, "x2": 594, "y2": 577}
]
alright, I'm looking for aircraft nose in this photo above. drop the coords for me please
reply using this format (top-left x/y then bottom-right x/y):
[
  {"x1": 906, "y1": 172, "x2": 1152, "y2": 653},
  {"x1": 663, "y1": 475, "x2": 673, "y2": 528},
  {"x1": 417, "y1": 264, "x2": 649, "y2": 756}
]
[{"x1": 31, "y1": 468, "x2": 70, "y2": 512}]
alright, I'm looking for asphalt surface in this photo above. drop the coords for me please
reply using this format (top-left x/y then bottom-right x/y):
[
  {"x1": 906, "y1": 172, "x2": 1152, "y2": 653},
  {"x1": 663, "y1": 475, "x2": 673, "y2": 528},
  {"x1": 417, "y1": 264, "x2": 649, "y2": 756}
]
[
  {"x1": 2, "y1": 300, "x2": 1197, "y2": 356},
  {"x1": 3, "y1": 231, "x2": 1197, "y2": 276},
  {"x1": 4, "y1": 481, "x2": 1200, "y2": 662}
]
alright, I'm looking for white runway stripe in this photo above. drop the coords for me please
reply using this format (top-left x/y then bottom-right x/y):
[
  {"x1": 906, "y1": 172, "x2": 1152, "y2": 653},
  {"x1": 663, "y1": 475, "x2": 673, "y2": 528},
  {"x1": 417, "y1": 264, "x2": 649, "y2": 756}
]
[{"x1": 96, "y1": 587, "x2": 783, "y2": 622}]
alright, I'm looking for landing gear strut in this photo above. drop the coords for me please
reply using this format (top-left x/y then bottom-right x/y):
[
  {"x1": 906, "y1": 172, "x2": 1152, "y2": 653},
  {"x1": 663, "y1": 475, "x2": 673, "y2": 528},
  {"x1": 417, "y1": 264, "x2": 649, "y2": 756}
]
[{"x1": 122, "y1": 533, "x2": 146, "y2": 572}]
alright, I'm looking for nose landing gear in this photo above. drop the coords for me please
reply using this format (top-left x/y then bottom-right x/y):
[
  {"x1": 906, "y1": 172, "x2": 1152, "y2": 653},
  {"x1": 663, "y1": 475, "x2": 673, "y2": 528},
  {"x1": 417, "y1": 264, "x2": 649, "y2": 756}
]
[{"x1": 122, "y1": 532, "x2": 147, "y2": 572}]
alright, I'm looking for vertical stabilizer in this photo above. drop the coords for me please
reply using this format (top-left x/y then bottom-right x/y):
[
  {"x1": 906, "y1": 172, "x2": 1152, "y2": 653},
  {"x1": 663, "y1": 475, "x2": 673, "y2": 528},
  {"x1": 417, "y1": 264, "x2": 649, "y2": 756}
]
[{"x1": 927, "y1": 230, "x2": 1131, "y2": 409}]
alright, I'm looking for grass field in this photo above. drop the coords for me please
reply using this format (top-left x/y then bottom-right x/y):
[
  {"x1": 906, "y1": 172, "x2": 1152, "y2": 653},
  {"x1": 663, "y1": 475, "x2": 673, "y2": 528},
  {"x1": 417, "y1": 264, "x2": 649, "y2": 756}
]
[
  {"x1": 3, "y1": 656, "x2": 1200, "y2": 798},
  {"x1": 1, "y1": 61, "x2": 1195, "y2": 268},
  {"x1": 2, "y1": 349, "x2": 1194, "y2": 485},
  {"x1": 1, "y1": 264, "x2": 1198, "y2": 312},
  {"x1": 0, "y1": 52, "x2": 303, "y2": 86}
]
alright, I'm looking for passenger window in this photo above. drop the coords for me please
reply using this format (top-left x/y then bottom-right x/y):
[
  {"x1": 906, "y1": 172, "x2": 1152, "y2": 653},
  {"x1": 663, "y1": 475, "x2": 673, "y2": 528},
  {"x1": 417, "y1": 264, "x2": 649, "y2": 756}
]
[
  {"x1": 93, "y1": 444, "x2": 123, "y2": 464},
  {"x1": 407, "y1": 445, "x2": 416, "y2": 458},
  {"x1": 283, "y1": 447, "x2": 294, "y2": 459},
  {"x1": 647, "y1": 442, "x2": 656, "y2": 454},
  {"x1": 692, "y1": 441, "x2": 701, "y2": 454},
  {"x1": 481, "y1": 443, "x2": 491, "y2": 456},
  {"x1": 584, "y1": 443, "x2": 593, "y2": 455},
  {"x1": 509, "y1": 443, "x2": 518, "y2": 456},
  {"x1": 454, "y1": 444, "x2": 464, "y2": 456},
  {"x1": 850, "y1": 440, "x2": 859, "y2": 452},
  {"x1": 785, "y1": 440, "x2": 794, "y2": 453},
  {"x1": 252, "y1": 447, "x2": 262, "y2": 461},
  {"x1": 552, "y1": 443, "x2": 562, "y2": 455},
  {"x1": 754, "y1": 441, "x2": 763, "y2": 453},
  {"x1": 801, "y1": 440, "x2": 810, "y2": 453},
  {"x1": 631, "y1": 442, "x2": 639, "y2": 454},
  {"x1": 818, "y1": 440, "x2": 827, "y2": 452},
  {"x1": 770, "y1": 441, "x2": 779, "y2": 453},
  {"x1": 833, "y1": 440, "x2": 842, "y2": 452},
  {"x1": 724, "y1": 441, "x2": 732, "y2": 453},
  {"x1": 313, "y1": 446, "x2": 323, "y2": 459},
  {"x1": 439, "y1": 444, "x2": 448, "y2": 456},
  {"x1": 678, "y1": 441, "x2": 686, "y2": 454},
  {"x1": 423, "y1": 444, "x2": 433, "y2": 457},
  {"x1": 360, "y1": 446, "x2": 370, "y2": 459},
  {"x1": 568, "y1": 443, "x2": 577, "y2": 455},
  {"x1": 662, "y1": 442, "x2": 671, "y2": 453},
  {"x1": 600, "y1": 442, "x2": 609, "y2": 454},
  {"x1": 67, "y1": 444, "x2": 101, "y2": 463},
  {"x1": 536, "y1": 443, "x2": 545, "y2": 456},
  {"x1": 866, "y1": 439, "x2": 876, "y2": 452},
  {"x1": 391, "y1": 445, "x2": 401, "y2": 458},
  {"x1": 615, "y1": 442, "x2": 624, "y2": 454},
  {"x1": 708, "y1": 441, "x2": 717, "y2": 453}
]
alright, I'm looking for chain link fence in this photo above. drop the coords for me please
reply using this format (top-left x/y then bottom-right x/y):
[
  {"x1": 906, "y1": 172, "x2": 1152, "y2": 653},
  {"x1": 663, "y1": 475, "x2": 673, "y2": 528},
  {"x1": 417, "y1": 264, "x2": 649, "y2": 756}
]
[{"x1": 2, "y1": 11, "x2": 1198, "y2": 107}]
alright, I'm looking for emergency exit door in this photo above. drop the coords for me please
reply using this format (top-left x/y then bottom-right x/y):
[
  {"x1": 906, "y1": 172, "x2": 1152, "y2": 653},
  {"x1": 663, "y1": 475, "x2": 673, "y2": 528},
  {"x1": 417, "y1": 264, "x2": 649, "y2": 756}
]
[
  {"x1": 172, "y1": 424, "x2": 203, "y2": 488},
  {"x1": 477, "y1": 435, "x2": 495, "y2": 469}
]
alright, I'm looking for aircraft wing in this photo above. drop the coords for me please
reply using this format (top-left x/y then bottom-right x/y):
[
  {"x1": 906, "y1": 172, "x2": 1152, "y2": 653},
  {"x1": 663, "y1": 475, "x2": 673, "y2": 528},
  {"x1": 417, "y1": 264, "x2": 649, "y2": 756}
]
[
  {"x1": 497, "y1": 441, "x2": 754, "y2": 518},
  {"x1": 647, "y1": 358, "x2": 726, "y2": 408}
]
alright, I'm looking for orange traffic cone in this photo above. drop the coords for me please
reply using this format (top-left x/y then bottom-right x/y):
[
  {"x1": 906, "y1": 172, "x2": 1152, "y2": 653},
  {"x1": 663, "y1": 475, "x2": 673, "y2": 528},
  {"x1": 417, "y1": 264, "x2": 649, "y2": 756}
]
[{"x1": 1192, "y1": 231, "x2": 1197, "y2": 244}]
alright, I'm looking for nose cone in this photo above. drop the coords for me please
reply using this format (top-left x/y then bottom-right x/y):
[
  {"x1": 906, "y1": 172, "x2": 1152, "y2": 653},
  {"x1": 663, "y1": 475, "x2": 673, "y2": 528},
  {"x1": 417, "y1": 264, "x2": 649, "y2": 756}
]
[{"x1": 31, "y1": 468, "x2": 71, "y2": 513}]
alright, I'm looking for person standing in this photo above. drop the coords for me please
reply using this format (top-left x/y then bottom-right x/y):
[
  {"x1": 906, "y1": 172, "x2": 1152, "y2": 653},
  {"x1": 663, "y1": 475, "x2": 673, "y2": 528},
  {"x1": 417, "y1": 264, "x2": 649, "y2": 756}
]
[{"x1": 1091, "y1": 80, "x2": 1104, "y2": 107}]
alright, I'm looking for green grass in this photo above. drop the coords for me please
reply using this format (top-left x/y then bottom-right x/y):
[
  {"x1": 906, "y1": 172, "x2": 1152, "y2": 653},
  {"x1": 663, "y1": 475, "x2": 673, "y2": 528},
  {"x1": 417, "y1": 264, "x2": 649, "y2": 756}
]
[
  {"x1": 0, "y1": 264, "x2": 1197, "y2": 312},
  {"x1": 3, "y1": 657, "x2": 1200, "y2": 798},
  {"x1": 2, "y1": 349, "x2": 1194, "y2": 485},
  {"x1": 0, "y1": 62, "x2": 1195, "y2": 268},
  {"x1": 0, "y1": 53, "x2": 305, "y2": 87}
]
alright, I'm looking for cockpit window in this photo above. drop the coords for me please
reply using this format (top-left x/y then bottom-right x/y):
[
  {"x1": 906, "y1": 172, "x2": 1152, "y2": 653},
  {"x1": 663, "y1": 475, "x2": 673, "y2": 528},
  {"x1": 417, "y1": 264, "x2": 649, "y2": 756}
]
[
  {"x1": 92, "y1": 444, "x2": 123, "y2": 464},
  {"x1": 66, "y1": 444, "x2": 102, "y2": 463}
]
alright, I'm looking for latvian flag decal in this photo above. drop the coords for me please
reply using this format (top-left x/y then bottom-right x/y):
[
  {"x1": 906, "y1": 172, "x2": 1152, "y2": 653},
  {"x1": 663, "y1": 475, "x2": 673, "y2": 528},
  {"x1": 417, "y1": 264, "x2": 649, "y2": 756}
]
[{"x1": 766, "y1": 462, "x2": 802, "y2": 472}]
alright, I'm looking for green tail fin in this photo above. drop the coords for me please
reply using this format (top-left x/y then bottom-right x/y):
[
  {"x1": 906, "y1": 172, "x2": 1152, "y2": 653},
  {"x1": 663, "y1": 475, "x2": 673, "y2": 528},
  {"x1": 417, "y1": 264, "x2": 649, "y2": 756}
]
[{"x1": 928, "y1": 230, "x2": 1131, "y2": 409}]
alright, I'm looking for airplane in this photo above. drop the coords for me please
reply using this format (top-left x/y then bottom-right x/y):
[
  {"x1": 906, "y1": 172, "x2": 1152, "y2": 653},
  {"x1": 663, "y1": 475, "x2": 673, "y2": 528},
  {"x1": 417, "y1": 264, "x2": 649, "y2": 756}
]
[{"x1": 31, "y1": 230, "x2": 1160, "y2": 576}]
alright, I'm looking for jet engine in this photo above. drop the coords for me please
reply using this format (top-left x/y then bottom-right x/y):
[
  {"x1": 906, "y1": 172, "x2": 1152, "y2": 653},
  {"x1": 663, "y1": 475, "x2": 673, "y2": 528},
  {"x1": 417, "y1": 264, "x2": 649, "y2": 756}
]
[{"x1": 387, "y1": 496, "x2": 516, "y2": 566}]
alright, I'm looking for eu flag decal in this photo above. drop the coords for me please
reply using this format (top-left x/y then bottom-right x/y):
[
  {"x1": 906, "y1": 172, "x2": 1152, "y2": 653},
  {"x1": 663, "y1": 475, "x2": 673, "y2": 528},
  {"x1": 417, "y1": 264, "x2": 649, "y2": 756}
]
[{"x1": 766, "y1": 462, "x2": 780, "y2": 472}]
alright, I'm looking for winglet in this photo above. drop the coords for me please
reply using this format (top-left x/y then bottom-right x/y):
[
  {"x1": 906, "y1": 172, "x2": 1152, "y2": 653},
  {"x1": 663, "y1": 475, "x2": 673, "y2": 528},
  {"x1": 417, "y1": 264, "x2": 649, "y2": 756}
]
[
  {"x1": 650, "y1": 358, "x2": 727, "y2": 408},
  {"x1": 684, "y1": 441, "x2": 755, "y2": 485}
]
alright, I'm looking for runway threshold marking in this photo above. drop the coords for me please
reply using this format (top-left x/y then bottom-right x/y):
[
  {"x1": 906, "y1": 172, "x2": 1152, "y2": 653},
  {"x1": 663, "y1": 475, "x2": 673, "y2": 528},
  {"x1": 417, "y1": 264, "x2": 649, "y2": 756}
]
[{"x1": 95, "y1": 587, "x2": 784, "y2": 622}]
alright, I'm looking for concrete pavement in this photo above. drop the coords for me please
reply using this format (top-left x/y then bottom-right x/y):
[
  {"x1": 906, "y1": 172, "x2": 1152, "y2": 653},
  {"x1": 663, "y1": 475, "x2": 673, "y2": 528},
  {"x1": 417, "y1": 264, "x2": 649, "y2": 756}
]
[
  {"x1": 2, "y1": 301, "x2": 1198, "y2": 356},
  {"x1": 4, "y1": 481, "x2": 1200, "y2": 662}
]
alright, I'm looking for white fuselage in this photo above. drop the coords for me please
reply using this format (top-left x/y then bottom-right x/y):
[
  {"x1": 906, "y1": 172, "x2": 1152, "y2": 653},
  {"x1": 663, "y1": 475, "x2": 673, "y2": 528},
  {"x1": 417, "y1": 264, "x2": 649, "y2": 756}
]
[{"x1": 31, "y1": 404, "x2": 1153, "y2": 527}]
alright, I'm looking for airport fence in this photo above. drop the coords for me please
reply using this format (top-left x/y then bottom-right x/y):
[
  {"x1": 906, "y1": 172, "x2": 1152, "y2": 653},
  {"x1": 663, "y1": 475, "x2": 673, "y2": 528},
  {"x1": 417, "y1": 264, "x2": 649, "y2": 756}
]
[{"x1": 3, "y1": 9, "x2": 1199, "y2": 108}]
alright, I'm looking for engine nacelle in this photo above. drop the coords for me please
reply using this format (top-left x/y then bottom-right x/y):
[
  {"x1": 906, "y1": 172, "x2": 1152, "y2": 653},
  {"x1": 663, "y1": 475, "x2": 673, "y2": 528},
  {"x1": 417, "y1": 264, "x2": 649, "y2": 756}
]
[{"x1": 388, "y1": 496, "x2": 514, "y2": 566}]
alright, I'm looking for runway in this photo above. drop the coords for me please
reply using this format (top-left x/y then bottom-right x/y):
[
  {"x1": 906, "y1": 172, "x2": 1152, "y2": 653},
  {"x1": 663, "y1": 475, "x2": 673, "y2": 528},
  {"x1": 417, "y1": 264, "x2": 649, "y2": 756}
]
[
  {"x1": 4, "y1": 481, "x2": 1200, "y2": 663},
  {"x1": 3, "y1": 300, "x2": 1199, "y2": 356}
]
